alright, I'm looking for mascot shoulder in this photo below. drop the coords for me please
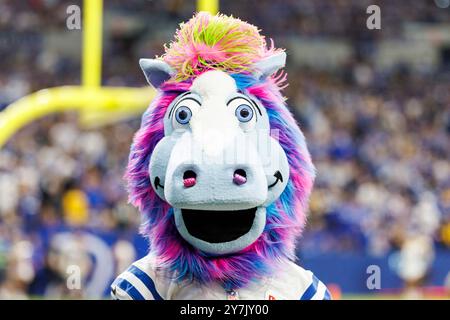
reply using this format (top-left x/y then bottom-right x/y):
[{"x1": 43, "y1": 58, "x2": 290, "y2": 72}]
[{"x1": 111, "y1": 255, "x2": 330, "y2": 300}]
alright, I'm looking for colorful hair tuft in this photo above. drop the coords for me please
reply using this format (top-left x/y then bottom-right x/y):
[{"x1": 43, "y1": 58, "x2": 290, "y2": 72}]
[{"x1": 161, "y1": 12, "x2": 282, "y2": 80}]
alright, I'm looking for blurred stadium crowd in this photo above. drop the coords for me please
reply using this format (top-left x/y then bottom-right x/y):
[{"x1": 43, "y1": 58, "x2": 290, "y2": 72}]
[{"x1": 0, "y1": 0, "x2": 449, "y2": 298}]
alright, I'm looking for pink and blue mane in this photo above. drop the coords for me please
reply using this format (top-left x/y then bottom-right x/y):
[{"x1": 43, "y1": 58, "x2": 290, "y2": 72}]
[{"x1": 126, "y1": 72, "x2": 315, "y2": 289}]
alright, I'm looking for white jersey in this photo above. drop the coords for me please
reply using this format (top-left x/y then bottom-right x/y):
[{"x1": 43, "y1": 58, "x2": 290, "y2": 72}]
[{"x1": 111, "y1": 254, "x2": 331, "y2": 300}]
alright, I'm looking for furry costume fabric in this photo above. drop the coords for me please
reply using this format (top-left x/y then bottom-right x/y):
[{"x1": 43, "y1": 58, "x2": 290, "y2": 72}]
[{"x1": 111, "y1": 12, "x2": 330, "y2": 300}]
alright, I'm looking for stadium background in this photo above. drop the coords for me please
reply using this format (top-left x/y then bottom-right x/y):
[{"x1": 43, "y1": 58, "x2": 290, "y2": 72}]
[{"x1": 0, "y1": 0, "x2": 449, "y2": 299}]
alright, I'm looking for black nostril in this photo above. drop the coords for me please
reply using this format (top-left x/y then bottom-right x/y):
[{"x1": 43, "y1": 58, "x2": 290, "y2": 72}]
[
  {"x1": 234, "y1": 169, "x2": 246, "y2": 178},
  {"x1": 183, "y1": 170, "x2": 197, "y2": 188},
  {"x1": 183, "y1": 170, "x2": 197, "y2": 180},
  {"x1": 233, "y1": 169, "x2": 247, "y2": 185}
]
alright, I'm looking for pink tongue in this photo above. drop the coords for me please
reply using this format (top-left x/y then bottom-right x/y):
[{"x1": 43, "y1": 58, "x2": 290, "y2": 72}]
[
  {"x1": 233, "y1": 173, "x2": 247, "y2": 185},
  {"x1": 183, "y1": 177, "x2": 196, "y2": 188}
]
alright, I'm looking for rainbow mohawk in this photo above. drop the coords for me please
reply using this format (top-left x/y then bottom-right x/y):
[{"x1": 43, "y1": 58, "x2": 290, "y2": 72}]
[{"x1": 161, "y1": 12, "x2": 281, "y2": 80}]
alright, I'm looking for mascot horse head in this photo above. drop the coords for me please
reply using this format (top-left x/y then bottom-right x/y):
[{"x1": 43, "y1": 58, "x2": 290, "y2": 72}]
[{"x1": 126, "y1": 12, "x2": 315, "y2": 289}]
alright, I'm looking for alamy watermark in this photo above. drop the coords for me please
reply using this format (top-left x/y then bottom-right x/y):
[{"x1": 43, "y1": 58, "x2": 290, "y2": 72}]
[
  {"x1": 366, "y1": 265, "x2": 381, "y2": 290},
  {"x1": 66, "y1": 5, "x2": 81, "y2": 30},
  {"x1": 366, "y1": 5, "x2": 381, "y2": 30},
  {"x1": 64, "y1": 3, "x2": 387, "y2": 32},
  {"x1": 66, "y1": 265, "x2": 82, "y2": 290}
]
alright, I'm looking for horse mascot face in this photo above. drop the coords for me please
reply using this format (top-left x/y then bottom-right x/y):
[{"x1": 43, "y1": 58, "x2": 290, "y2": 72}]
[{"x1": 125, "y1": 12, "x2": 315, "y2": 290}]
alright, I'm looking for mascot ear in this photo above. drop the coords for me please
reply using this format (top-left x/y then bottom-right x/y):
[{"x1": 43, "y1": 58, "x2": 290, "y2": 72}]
[
  {"x1": 139, "y1": 59, "x2": 176, "y2": 88},
  {"x1": 254, "y1": 51, "x2": 286, "y2": 80}
]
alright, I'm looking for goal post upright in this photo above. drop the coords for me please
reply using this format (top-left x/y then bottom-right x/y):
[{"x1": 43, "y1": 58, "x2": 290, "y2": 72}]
[{"x1": 0, "y1": 0, "x2": 219, "y2": 148}]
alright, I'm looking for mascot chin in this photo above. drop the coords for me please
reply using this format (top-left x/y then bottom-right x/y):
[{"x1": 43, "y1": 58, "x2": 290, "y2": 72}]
[{"x1": 111, "y1": 12, "x2": 331, "y2": 300}]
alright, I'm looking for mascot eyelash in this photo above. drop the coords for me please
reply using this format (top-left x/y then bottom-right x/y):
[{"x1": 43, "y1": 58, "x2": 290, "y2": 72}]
[{"x1": 113, "y1": 12, "x2": 328, "y2": 300}]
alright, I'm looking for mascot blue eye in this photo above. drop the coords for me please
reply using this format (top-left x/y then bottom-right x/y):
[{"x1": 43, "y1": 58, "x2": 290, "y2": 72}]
[
  {"x1": 235, "y1": 104, "x2": 253, "y2": 122},
  {"x1": 175, "y1": 106, "x2": 192, "y2": 124}
]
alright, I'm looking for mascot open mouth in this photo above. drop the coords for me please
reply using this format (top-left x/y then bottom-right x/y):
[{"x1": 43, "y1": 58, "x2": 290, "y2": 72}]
[
  {"x1": 174, "y1": 206, "x2": 267, "y2": 255},
  {"x1": 181, "y1": 208, "x2": 257, "y2": 243}
]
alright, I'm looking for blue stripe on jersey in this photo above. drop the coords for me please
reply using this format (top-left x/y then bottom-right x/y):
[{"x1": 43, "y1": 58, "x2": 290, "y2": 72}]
[
  {"x1": 323, "y1": 288, "x2": 332, "y2": 300},
  {"x1": 128, "y1": 265, "x2": 164, "y2": 300},
  {"x1": 299, "y1": 275, "x2": 319, "y2": 300},
  {"x1": 114, "y1": 278, "x2": 145, "y2": 300}
]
